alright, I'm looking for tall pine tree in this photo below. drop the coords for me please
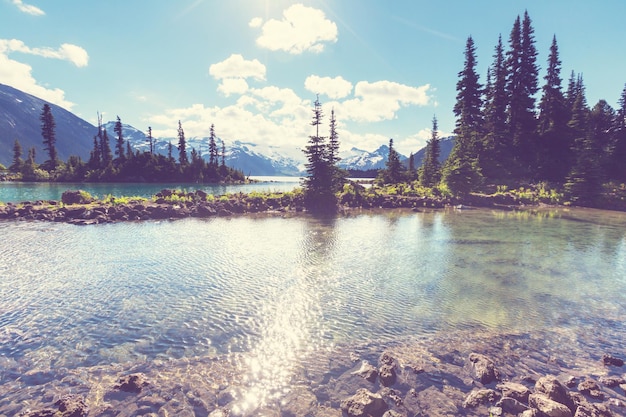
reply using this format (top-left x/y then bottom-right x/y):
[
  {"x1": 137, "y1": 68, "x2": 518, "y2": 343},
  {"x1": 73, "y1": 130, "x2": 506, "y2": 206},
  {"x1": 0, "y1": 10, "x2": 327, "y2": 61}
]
[
  {"x1": 482, "y1": 34, "x2": 509, "y2": 179},
  {"x1": 419, "y1": 115, "x2": 442, "y2": 187},
  {"x1": 177, "y1": 120, "x2": 188, "y2": 166},
  {"x1": 536, "y1": 35, "x2": 570, "y2": 180},
  {"x1": 40, "y1": 103, "x2": 57, "y2": 170},
  {"x1": 505, "y1": 12, "x2": 539, "y2": 173},
  {"x1": 114, "y1": 116, "x2": 125, "y2": 163},
  {"x1": 443, "y1": 36, "x2": 483, "y2": 195}
]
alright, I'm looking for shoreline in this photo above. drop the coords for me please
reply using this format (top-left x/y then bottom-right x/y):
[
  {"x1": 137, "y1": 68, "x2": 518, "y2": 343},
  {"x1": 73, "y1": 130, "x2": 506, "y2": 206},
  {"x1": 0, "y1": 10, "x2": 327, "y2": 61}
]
[
  {"x1": 3, "y1": 325, "x2": 625, "y2": 416},
  {"x1": 1, "y1": 187, "x2": 620, "y2": 225}
]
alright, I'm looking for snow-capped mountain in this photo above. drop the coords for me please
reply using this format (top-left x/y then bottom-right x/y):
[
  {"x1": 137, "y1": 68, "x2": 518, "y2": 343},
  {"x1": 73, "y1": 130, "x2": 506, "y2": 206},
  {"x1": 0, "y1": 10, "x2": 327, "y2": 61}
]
[
  {"x1": 102, "y1": 122, "x2": 303, "y2": 176},
  {"x1": 0, "y1": 84, "x2": 451, "y2": 175},
  {"x1": 338, "y1": 144, "x2": 408, "y2": 171}
]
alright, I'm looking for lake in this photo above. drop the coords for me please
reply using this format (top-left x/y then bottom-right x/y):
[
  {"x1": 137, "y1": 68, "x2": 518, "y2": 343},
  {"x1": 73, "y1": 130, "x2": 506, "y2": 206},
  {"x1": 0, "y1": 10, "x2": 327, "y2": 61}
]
[
  {"x1": 0, "y1": 176, "x2": 302, "y2": 203},
  {"x1": 1, "y1": 207, "x2": 626, "y2": 415}
]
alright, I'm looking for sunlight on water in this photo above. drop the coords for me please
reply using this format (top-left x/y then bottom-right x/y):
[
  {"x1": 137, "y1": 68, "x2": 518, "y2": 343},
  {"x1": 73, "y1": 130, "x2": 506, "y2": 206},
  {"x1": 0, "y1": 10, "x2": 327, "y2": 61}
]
[{"x1": 2, "y1": 207, "x2": 626, "y2": 412}]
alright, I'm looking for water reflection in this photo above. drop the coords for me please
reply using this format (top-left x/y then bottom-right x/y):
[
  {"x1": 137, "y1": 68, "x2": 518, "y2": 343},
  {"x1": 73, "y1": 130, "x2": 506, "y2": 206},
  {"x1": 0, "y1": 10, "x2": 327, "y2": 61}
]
[
  {"x1": 1, "y1": 208, "x2": 626, "y2": 412},
  {"x1": 232, "y1": 215, "x2": 338, "y2": 414}
]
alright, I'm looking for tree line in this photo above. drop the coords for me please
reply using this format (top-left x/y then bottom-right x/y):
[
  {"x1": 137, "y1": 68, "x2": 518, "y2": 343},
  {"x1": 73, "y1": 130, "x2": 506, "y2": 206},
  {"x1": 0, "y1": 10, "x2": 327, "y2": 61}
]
[
  {"x1": 7, "y1": 105, "x2": 244, "y2": 183},
  {"x1": 373, "y1": 11, "x2": 626, "y2": 205}
]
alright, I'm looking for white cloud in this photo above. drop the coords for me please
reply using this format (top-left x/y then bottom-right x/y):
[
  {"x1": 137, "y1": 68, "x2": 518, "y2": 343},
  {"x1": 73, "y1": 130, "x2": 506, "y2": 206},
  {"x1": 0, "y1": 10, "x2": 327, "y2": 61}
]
[
  {"x1": 12, "y1": 0, "x2": 44, "y2": 16},
  {"x1": 304, "y1": 75, "x2": 353, "y2": 99},
  {"x1": 253, "y1": 4, "x2": 338, "y2": 54},
  {"x1": 338, "y1": 80, "x2": 432, "y2": 122},
  {"x1": 218, "y1": 78, "x2": 249, "y2": 96},
  {"x1": 0, "y1": 39, "x2": 89, "y2": 67},
  {"x1": 209, "y1": 54, "x2": 266, "y2": 80},
  {"x1": 0, "y1": 52, "x2": 74, "y2": 109},
  {"x1": 248, "y1": 17, "x2": 263, "y2": 28}
]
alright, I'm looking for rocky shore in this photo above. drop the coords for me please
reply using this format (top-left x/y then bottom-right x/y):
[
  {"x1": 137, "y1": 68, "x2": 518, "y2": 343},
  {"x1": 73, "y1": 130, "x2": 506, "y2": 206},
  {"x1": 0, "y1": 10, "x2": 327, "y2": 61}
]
[
  {"x1": 3, "y1": 327, "x2": 625, "y2": 417},
  {"x1": 0, "y1": 188, "x2": 548, "y2": 225}
]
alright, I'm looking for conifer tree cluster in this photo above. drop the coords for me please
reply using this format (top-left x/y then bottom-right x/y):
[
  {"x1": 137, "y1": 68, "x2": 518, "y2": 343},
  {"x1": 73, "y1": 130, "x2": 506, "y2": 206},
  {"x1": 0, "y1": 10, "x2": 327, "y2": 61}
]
[
  {"x1": 302, "y1": 97, "x2": 346, "y2": 211},
  {"x1": 8, "y1": 107, "x2": 244, "y2": 183},
  {"x1": 441, "y1": 11, "x2": 626, "y2": 201}
]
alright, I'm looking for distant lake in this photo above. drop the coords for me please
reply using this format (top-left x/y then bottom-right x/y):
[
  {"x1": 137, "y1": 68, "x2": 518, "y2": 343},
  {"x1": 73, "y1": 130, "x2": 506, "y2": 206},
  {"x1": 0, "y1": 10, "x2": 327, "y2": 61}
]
[
  {"x1": 1, "y1": 207, "x2": 625, "y2": 412},
  {"x1": 0, "y1": 176, "x2": 302, "y2": 203}
]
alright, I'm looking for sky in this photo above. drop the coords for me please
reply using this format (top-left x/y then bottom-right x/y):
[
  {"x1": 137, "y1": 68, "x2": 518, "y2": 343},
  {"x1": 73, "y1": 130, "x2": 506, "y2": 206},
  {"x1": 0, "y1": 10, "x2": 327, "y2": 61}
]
[{"x1": 1, "y1": 0, "x2": 625, "y2": 159}]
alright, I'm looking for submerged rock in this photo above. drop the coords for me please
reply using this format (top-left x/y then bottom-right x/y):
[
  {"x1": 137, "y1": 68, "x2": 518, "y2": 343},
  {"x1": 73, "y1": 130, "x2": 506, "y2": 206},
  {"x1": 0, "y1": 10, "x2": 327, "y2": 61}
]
[
  {"x1": 114, "y1": 373, "x2": 149, "y2": 393},
  {"x1": 602, "y1": 354, "x2": 624, "y2": 367},
  {"x1": 340, "y1": 388, "x2": 388, "y2": 417}
]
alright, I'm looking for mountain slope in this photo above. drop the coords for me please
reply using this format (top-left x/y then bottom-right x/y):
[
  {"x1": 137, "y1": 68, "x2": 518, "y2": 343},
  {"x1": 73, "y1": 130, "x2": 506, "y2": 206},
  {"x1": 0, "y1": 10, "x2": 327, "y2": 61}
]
[
  {"x1": 0, "y1": 83, "x2": 96, "y2": 166},
  {"x1": 410, "y1": 136, "x2": 455, "y2": 167}
]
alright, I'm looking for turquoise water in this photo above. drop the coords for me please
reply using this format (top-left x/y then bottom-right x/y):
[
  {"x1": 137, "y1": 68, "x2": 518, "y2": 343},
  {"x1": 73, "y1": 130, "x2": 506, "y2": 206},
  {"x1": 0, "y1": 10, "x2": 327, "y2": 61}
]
[
  {"x1": 1, "y1": 207, "x2": 626, "y2": 410},
  {"x1": 0, "y1": 176, "x2": 301, "y2": 203}
]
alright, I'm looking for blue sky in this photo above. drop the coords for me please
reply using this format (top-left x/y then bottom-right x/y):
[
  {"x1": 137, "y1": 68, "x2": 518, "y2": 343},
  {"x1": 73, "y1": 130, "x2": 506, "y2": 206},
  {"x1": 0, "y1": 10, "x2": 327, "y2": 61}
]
[{"x1": 1, "y1": 0, "x2": 625, "y2": 158}]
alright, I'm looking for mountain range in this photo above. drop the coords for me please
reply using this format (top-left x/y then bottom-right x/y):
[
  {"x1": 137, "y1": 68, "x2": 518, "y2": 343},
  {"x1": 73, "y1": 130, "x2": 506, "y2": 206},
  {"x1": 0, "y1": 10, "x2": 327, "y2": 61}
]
[{"x1": 0, "y1": 83, "x2": 453, "y2": 175}]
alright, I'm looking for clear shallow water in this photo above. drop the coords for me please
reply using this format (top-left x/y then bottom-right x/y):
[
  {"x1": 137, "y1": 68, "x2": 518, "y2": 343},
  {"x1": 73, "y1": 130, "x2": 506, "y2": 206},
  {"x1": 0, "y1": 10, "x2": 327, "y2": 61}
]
[
  {"x1": 0, "y1": 176, "x2": 301, "y2": 203},
  {"x1": 1, "y1": 207, "x2": 626, "y2": 409}
]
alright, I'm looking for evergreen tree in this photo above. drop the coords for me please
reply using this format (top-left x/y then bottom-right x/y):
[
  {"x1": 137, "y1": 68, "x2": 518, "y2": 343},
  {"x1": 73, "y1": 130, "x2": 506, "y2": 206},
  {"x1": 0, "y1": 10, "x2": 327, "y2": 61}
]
[
  {"x1": 483, "y1": 34, "x2": 510, "y2": 178},
  {"x1": 565, "y1": 76, "x2": 600, "y2": 203},
  {"x1": 88, "y1": 134, "x2": 101, "y2": 169},
  {"x1": 221, "y1": 140, "x2": 226, "y2": 168},
  {"x1": 302, "y1": 96, "x2": 336, "y2": 210},
  {"x1": 609, "y1": 84, "x2": 626, "y2": 181},
  {"x1": 408, "y1": 153, "x2": 416, "y2": 180},
  {"x1": 382, "y1": 138, "x2": 404, "y2": 184},
  {"x1": 536, "y1": 35, "x2": 570, "y2": 181},
  {"x1": 126, "y1": 140, "x2": 133, "y2": 160},
  {"x1": 147, "y1": 126, "x2": 154, "y2": 155},
  {"x1": 327, "y1": 109, "x2": 345, "y2": 192},
  {"x1": 506, "y1": 12, "x2": 539, "y2": 172},
  {"x1": 209, "y1": 123, "x2": 218, "y2": 167},
  {"x1": 168, "y1": 141, "x2": 174, "y2": 162},
  {"x1": 114, "y1": 116, "x2": 125, "y2": 162},
  {"x1": 419, "y1": 115, "x2": 442, "y2": 187},
  {"x1": 40, "y1": 103, "x2": 58, "y2": 170},
  {"x1": 101, "y1": 128, "x2": 113, "y2": 166},
  {"x1": 444, "y1": 36, "x2": 483, "y2": 195},
  {"x1": 10, "y1": 139, "x2": 23, "y2": 172},
  {"x1": 177, "y1": 120, "x2": 188, "y2": 166}
]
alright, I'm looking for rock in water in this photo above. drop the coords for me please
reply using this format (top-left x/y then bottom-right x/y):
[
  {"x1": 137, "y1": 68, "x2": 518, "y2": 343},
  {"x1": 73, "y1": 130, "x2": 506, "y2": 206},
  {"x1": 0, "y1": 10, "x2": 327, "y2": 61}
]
[{"x1": 340, "y1": 388, "x2": 388, "y2": 417}]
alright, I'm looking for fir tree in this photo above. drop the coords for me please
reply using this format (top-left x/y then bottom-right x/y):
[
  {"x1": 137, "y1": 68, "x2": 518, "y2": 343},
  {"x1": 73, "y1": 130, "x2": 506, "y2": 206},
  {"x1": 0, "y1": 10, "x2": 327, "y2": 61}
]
[
  {"x1": 536, "y1": 35, "x2": 570, "y2": 181},
  {"x1": 147, "y1": 126, "x2": 154, "y2": 155},
  {"x1": 209, "y1": 123, "x2": 218, "y2": 167},
  {"x1": 565, "y1": 76, "x2": 600, "y2": 203},
  {"x1": 101, "y1": 128, "x2": 113, "y2": 166},
  {"x1": 382, "y1": 138, "x2": 404, "y2": 184},
  {"x1": 482, "y1": 34, "x2": 509, "y2": 178},
  {"x1": 88, "y1": 134, "x2": 101, "y2": 169},
  {"x1": 609, "y1": 84, "x2": 626, "y2": 181},
  {"x1": 444, "y1": 36, "x2": 483, "y2": 195},
  {"x1": 419, "y1": 116, "x2": 442, "y2": 187},
  {"x1": 10, "y1": 139, "x2": 23, "y2": 172},
  {"x1": 177, "y1": 120, "x2": 188, "y2": 166},
  {"x1": 40, "y1": 103, "x2": 57, "y2": 170},
  {"x1": 327, "y1": 109, "x2": 345, "y2": 192},
  {"x1": 302, "y1": 96, "x2": 337, "y2": 211},
  {"x1": 506, "y1": 12, "x2": 539, "y2": 172},
  {"x1": 221, "y1": 140, "x2": 226, "y2": 168},
  {"x1": 114, "y1": 116, "x2": 125, "y2": 162}
]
